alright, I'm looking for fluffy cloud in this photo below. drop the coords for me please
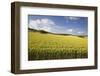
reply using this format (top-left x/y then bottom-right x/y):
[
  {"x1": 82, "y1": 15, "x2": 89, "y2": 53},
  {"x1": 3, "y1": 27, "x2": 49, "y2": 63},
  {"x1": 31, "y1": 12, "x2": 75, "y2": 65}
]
[
  {"x1": 68, "y1": 17, "x2": 80, "y2": 20},
  {"x1": 64, "y1": 16, "x2": 80, "y2": 22},
  {"x1": 29, "y1": 18, "x2": 55, "y2": 32},
  {"x1": 29, "y1": 18, "x2": 85, "y2": 35},
  {"x1": 67, "y1": 29, "x2": 73, "y2": 32},
  {"x1": 77, "y1": 31, "x2": 84, "y2": 35},
  {"x1": 63, "y1": 29, "x2": 74, "y2": 34}
]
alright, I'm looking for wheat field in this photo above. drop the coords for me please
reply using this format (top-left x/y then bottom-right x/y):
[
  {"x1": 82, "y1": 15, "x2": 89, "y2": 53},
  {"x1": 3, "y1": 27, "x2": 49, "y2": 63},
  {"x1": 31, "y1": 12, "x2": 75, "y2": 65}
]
[{"x1": 28, "y1": 30, "x2": 88, "y2": 60}]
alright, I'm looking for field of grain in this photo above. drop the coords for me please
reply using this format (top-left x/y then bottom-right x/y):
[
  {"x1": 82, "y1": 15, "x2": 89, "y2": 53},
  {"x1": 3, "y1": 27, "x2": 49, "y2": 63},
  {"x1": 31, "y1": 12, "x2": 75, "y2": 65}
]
[{"x1": 28, "y1": 30, "x2": 88, "y2": 60}]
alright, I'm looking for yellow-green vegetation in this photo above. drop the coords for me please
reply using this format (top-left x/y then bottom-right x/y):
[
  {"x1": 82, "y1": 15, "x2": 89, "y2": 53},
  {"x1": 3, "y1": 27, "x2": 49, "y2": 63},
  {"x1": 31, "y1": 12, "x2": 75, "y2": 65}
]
[{"x1": 28, "y1": 30, "x2": 88, "y2": 60}]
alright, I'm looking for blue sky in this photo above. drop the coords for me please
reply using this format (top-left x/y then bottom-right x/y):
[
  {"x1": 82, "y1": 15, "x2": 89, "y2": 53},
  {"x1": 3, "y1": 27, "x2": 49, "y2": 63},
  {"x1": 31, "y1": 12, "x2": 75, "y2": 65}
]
[{"x1": 28, "y1": 15, "x2": 88, "y2": 35}]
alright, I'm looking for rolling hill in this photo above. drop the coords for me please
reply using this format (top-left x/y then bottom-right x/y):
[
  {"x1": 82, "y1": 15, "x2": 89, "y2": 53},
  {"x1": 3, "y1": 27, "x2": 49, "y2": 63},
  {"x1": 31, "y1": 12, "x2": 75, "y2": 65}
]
[{"x1": 28, "y1": 28, "x2": 88, "y2": 60}]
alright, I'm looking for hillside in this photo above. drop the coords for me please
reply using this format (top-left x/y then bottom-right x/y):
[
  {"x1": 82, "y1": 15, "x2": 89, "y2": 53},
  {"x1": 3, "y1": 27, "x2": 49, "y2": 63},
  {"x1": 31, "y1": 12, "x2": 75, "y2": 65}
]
[{"x1": 28, "y1": 29, "x2": 88, "y2": 60}]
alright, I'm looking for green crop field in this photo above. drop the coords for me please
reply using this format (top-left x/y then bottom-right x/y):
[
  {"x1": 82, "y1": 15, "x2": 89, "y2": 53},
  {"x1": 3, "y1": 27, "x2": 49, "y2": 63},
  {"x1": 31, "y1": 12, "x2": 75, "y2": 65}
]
[{"x1": 28, "y1": 30, "x2": 88, "y2": 60}]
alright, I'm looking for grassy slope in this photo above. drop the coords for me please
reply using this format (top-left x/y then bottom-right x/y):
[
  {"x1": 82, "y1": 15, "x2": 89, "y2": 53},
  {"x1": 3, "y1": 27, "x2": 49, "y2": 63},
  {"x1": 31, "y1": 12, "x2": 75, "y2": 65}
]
[{"x1": 28, "y1": 30, "x2": 88, "y2": 60}]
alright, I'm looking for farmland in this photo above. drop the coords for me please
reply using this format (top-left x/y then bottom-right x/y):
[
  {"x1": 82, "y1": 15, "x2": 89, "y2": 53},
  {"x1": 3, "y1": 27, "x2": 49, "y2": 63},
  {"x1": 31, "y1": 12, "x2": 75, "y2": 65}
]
[{"x1": 28, "y1": 29, "x2": 88, "y2": 60}]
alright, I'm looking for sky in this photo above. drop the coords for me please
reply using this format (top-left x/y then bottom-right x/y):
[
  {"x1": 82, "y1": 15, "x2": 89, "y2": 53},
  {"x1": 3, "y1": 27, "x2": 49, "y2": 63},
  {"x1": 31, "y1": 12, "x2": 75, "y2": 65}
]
[{"x1": 28, "y1": 15, "x2": 88, "y2": 35}]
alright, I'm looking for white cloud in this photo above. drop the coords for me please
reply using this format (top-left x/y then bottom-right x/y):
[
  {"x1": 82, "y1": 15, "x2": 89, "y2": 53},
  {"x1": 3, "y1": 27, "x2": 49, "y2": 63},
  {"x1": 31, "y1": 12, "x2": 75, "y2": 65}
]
[
  {"x1": 29, "y1": 18, "x2": 85, "y2": 35},
  {"x1": 29, "y1": 18, "x2": 55, "y2": 32},
  {"x1": 62, "y1": 28, "x2": 75, "y2": 34},
  {"x1": 67, "y1": 29, "x2": 73, "y2": 32},
  {"x1": 77, "y1": 31, "x2": 84, "y2": 35},
  {"x1": 64, "y1": 16, "x2": 80, "y2": 21},
  {"x1": 68, "y1": 17, "x2": 80, "y2": 20},
  {"x1": 64, "y1": 16, "x2": 80, "y2": 23}
]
